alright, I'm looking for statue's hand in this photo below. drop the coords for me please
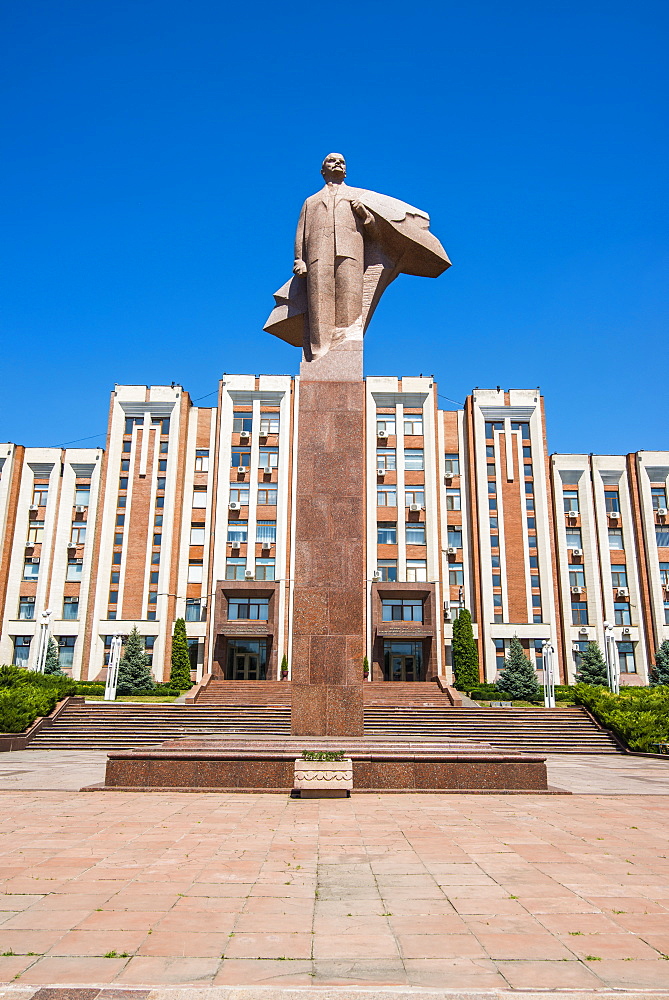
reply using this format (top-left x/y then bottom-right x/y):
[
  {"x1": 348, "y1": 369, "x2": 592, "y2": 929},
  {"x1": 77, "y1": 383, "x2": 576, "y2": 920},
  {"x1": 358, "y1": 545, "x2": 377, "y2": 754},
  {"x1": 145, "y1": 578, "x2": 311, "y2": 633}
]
[
  {"x1": 293, "y1": 259, "x2": 307, "y2": 276},
  {"x1": 351, "y1": 200, "x2": 373, "y2": 225}
]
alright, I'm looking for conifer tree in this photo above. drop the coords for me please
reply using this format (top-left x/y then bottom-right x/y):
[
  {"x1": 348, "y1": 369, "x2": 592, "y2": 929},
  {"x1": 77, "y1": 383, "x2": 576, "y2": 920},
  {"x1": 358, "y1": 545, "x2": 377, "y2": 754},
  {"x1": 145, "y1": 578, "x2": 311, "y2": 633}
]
[
  {"x1": 452, "y1": 608, "x2": 480, "y2": 690},
  {"x1": 281, "y1": 654, "x2": 289, "y2": 678},
  {"x1": 652, "y1": 640, "x2": 669, "y2": 686},
  {"x1": 43, "y1": 638, "x2": 63, "y2": 675},
  {"x1": 575, "y1": 641, "x2": 609, "y2": 687},
  {"x1": 170, "y1": 619, "x2": 193, "y2": 690},
  {"x1": 116, "y1": 627, "x2": 154, "y2": 695},
  {"x1": 497, "y1": 636, "x2": 541, "y2": 701}
]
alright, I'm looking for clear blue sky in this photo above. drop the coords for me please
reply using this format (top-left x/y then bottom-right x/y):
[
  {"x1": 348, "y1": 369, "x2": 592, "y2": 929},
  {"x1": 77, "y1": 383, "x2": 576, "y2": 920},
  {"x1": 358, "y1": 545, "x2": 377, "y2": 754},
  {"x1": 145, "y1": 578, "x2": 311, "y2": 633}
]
[{"x1": 1, "y1": 0, "x2": 667, "y2": 455}]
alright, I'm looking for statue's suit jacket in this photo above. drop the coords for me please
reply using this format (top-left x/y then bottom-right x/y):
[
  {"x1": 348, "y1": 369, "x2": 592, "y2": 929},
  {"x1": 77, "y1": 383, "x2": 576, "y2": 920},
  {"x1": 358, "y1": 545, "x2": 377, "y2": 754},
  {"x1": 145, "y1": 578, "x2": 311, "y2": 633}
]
[{"x1": 294, "y1": 183, "x2": 365, "y2": 266}]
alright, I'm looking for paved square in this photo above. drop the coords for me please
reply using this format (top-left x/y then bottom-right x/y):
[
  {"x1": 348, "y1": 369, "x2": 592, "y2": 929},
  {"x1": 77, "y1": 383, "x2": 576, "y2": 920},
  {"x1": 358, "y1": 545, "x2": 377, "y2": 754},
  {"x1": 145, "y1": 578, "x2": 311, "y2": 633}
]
[{"x1": 0, "y1": 751, "x2": 668, "y2": 991}]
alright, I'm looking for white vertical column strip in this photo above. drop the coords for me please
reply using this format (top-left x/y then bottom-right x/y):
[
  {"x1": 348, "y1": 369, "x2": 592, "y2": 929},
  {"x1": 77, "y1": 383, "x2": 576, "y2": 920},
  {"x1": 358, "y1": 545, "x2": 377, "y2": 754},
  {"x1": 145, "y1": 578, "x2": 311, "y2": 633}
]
[
  {"x1": 425, "y1": 392, "x2": 443, "y2": 678},
  {"x1": 504, "y1": 417, "x2": 514, "y2": 481},
  {"x1": 274, "y1": 387, "x2": 291, "y2": 677},
  {"x1": 247, "y1": 400, "x2": 261, "y2": 575},
  {"x1": 286, "y1": 378, "x2": 300, "y2": 678},
  {"x1": 395, "y1": 403, "x2": 406, "y2": 580},
  {"x1": 494, "y1": 429, "x2": 508, "y2": 624}
]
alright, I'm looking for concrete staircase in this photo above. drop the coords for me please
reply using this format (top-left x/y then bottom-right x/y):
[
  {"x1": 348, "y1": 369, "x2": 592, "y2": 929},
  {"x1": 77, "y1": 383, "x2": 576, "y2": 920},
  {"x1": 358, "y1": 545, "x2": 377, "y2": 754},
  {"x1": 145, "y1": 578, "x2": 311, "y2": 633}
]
[
  {"x1": 364, "y1": 706, "x2": 622, "y2": 754},
  {"x1": 195, "y1": 681, "x2": 291, "y2": 706},
  {"x1": 364, "y1": 682, "x2": 453, "y2": 708}
]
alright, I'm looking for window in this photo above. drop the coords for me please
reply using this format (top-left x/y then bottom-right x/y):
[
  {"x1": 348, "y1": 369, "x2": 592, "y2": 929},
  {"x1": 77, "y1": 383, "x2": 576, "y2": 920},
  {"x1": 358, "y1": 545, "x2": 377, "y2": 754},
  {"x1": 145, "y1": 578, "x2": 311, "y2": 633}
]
[
  {"x1": 32, "y1": 486, "x2": 48, "y2": 506},
  {"x1": 405, "y1": 487, "x2": 425, "y2": 506},
  {"x1": 526, "y1": 498, "x2": 535, "y2": 511},
  {"x1": 195, "y1": 449, "x2": 209, "y2": 472},
  {"x1": 377, "y1": 486, "x2": 397, "y2": 506},
  {"x1": 449, "y1": 562, "x2": 464, "y2": 585},
  {"x1": 446, "y1": 489, "x2": 461, "y2": 511},
  {"x1": 122, "y1": 441, "x2": 131, "y2": 453},
  {"x1": 569, "y1": 564, "x2": 585, "y2": 587},
  {"x1": 511, "y1": 421, "x2": 531, "y2": 441},
  {"x1": 406, "y1": 523, "x2": 426, "y2": 545},
  {"x1": 187, "y1": 560, "x2": 203, "y2": 583},
  {"x1": 571, "y1": 601, "x2": 588, "y2": 625},
  {"x1": 110, "y1": 571, "x2": 120, "y2": 585},
  {"x1": 62, "y1": 597, "x2": 79, "y2": 620},
  {"x1": 611, "y1": 565, "x2": 628, "y2": 588},
  {"x1": 119, "y1": 477, "x2": 128, "y2": 490},
  {"x1": 563, "y1": 491, "x2": 579, "y2": 513},
  {"x1": 153, "y1": 416, "x2": 170, "y2": 435},
  {"x1": 156, "y1": 478, "x2": 166, "y2": 491},
  {"x1": 524, "y1": 464, "x2": 533, "y2": 477},
  {"x1": 617, "y1": 641, "x2": 636, "y2": 673},
  {"x1": 378, "y1": 522, "x2": 397, "y2": 545},
  {"x1": 608, "y1": 528, "x2": 623, "y2": 550},
  {"x1": 109, "y1": 590, "x2": 118, "y2": 604},
  {"x1": 257, "y1": 488, "x2": 277, "y2": 505},
  {"x1": 231, "y1": 449, "x2": 251, "y2": 468},
  {"x1": 656, "y1": 527, "x2": 669, "y2": 548},
  {"x1": 190, "y1": 526, "x2": 206, "y2": 545},
  {"x1": 23, "y1": 560, "x2": 39, "y2": 581},
  {"x1": 447, "y1": 526, "x2": 462, "y2": 548},
  {"x1": 404, "y1": 449, "x2": 424, "y2": 471},
  {"x1": 566, "y1": 528, "x2": 582, "y2": 549},
  {"x1": 407, "y1": 559, "x2": 427, "y2": 582},
  {"x1": 490, "y1": 533, "x2": 499, "y2": 549},
  {"x1": 489, "y1": 497, "x2": 497, "y2": 511},
  {"x1": 524, "y1": 481, "x2": 534, "y2": 494},
  {"x1": 661, "y1": 563, "x2": 669, "y2": 585},
  {"x1": 158, "y1": 459, "x2": 167, "y2": 472},
  {"x1": 377, "y1": 559, "x2": 397, "y2": 582},
  {"x1": 185, "y1": 599, "x2": 203, "y2": 622},
  {"x1": 70, "y1": 525, "x2": 86, "y2": 544},
  {"x1": 529, "y1": 555, "x2": 538, "y2": 568},
  {"x1": 492, "y1": 574, "x2": 501, "y2": 587},
  {"x1": 572, "y1": 640, "x2": 589, "y2": 670},
  {"x1": 260, "y1": 415, "x2": 280, "y2": 435},
  {"x1": 227, "y1": 520, "x2": 247, "y2": 542},
  {"x1": 257, "y1": 521, "x2": 276, "y2": 545},
  {"x1": 120, "y1": 460, "x2": 130, "y2": 472},
  {"x1": 444, "y1": 454, "x2": 459, "y2": 474},
  {"x1": 112, "y1": 552, "x2": 122, "y2": 565},
  {"x1": 18, "y1": 596, "x2": 35, "y2": 620},
  {"x1": 117, "y1": 495, "x2": 127, "y2": 508},
  {"x1": 487, "y1": 463, "x2": 496, "y2": 477},
  {"x1": 151, "y1": 552, "x2": 160, "y2": 565},
  {"x1": 144, "y1": 636, "x2": 157, "y2": 666},
  {"x1": 230, "y1": 486, "x2": 250, "y2": 505},
  {"x1": 12, "y1": 636, "x2": 31, "y2": 667},
  {"x1": 153, "y1": 533, "x2": 162, "y2": 545},
  {"x1": 614, "y1": 601, "x2": 631, "y2": 626},
  {"x1": 534, "y1": 640, "x2": 545, "y2": 670},
  {"x1": 58, "y1": 636, "x2": 75, "y2": 671},
  {"x1": 494, "y1": 639, "x2": 505, "y2": 673},
  {"x1": 74, "y1": 489, "x2": 90, "y2": 507},
  {"x1": 376, "y1": 416, "x2": 396, "y2": 435},
  {"x1": 192, "y1": 487, "x2": 208, "y2": 508},
  {"x1": 124, "y1": 416, "x2": 143, "y2": 434},
  {"x1": 255, "y1": 557, "x2": 275, "y2": 581},
  {"x1": 229, "y1": 597, "x2": 269, "y2": 621},
  {"x1": 155, "y1": 514, "x2": 163, "y2": 526},
  {"x1": 159, "y1": 441, "x2": 168, "y2": 454},
  {"x1": 377, "y1": 448, "x2": 396, "y2": 471},
  {"x1": 531, "y1": 575, "x2": 540, "y2": 588},
  {"x1": 652, "y1": 487, "x2": 667, "y2": 510},
  {"x1": 259, "y1": 448, "x2": 279, "y2": 468},
  {"x1": 116, "y1": 514, "x2": 125, "y2": 526},
  {"x1": 493, "y1": 593, "x2": 503, "y2": 608},
  {"x1": 26, "y1": 521, "x2": 44, "y2": 545},
  {"x1": 65, "y1": 560, "x2": 82, "y2": 582},
  {"x1": 486, "y1": 446, "x2": 495, "y2": 458},
  {"x1": 532, "y1": 594, "x2": 542, "y2": 607},
  {"x1": 488, "y1": 481, "x2": 496, "y2": 495},
  {"x1": 404, "y1": 416, "x2": 423, "y2": 435},
  {"x1": 382, "y1": 599, "x2": 423, "y2": 622},
  {"x1": 664, "y1": 602, "x2": 669, "y2": 625},
  {"x1": 485, "y1": 421, "x2": 503, "y2": 438},
  {"x1": 605, "y1": 492, "x2": 620, "y2": 513},
  {"x1": 233, "y1": 412, "x2": 253, "y2": 433}
]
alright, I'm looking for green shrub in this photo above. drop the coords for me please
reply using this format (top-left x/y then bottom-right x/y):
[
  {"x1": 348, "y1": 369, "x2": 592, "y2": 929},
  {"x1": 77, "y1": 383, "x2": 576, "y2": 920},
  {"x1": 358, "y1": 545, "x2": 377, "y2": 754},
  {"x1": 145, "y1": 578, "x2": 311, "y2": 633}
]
[
  {"x1": 452, "y1": 609, "x2": 480, "y2": 690},
  {"x1": 74, "y1": 683, "x2": 105, "y2": 696},
  {"x1": 0, "y1": 666, "x2": 77, "y2": 732},
  {"x1": 574, "y1": 683, "x2": 669, "y2": 752},
  {"x1": 555, "y1": 685, "x2": 574, "y2": 701}
]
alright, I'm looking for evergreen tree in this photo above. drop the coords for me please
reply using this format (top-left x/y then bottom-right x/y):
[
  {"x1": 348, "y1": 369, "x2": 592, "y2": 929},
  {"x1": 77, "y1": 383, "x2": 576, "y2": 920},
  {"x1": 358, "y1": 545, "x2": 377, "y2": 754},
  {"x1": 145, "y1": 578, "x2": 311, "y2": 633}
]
[
  {"x1": 575, "y1": 641, "x2": 609, "y2": 687},
  {"x1": 43, "y1": 638, "x2": 63, "y2": 675},
  {"x1": 452, "y1": 608, "x2": 480, "y2": 690},
  {"x1": 497, "y1": 636, "x2": 541, "y2": 701},
  {"x1": 116, "y1": 628, "x2": 155, "y2": 695},
  {"x1": 652, "y1": 640, "x2": 669, "y2": 686},
  {"x1": 280, "y1": 654, "x2": 289, "y2": 678},
  {"x1": 170, "y1": 619, "x2": 193, "y2": 690}
]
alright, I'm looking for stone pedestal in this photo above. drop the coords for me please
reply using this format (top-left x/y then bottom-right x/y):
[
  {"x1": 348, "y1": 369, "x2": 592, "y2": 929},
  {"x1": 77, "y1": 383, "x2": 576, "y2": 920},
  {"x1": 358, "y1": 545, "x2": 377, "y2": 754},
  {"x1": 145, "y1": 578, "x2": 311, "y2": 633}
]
[{"x1": 291, "y1": 351, "x2": 365, "y2": 736}]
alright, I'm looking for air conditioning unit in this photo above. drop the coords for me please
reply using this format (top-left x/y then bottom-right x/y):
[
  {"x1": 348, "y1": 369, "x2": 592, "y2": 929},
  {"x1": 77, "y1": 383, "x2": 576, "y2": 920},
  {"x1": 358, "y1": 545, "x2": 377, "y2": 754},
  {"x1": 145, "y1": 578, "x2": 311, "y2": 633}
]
[
  {"x1": 571, "y1": 585, "x2": 584, "y2": 594},
  {"x1": 28, "y1": 504, "x2": 38, "y2": 512},
  {"x1": 571, "y1": 547, "x2": 583, "y2": 557},
  {"x1": 616, "y1": 587, "x2": 629, "y2": 597},
  {"x1": 237, "y1": 466, "x2": 246, "y2": 474},
  {"x1": 607, "y1": 510, "x2": 619, "y2": 518},
  {"x1": 579, "y1": 627, "x2": 589, "y2": 635},
  {"x1": 244, "y1": 569, "x2": 254, "y2": 579},
  {"x1": 228, "y1": 501, "x2": 240, "y2": 511},
  {"x1": 446, "y1": 546, "x2": 458, "y2": 555},
  {"x1": 622, "y1": 627, "x2": 631, "y2": 635},
  {"x1": 75, "y1": 506, "x2": 87, "y2": 513},
  {"x1": 230, "y1": 541, "x2": 241, "y2": 550},
  {"x1": 377, "y1": 468, "x2": 386, "y2": 477},
  {"x1": 31, "y1": 557, "x2": 40, "y2": 564},
  {"x1": 657, "y1": 508, "x2": 668, "y2": 516},
  {"x1": 67, "y1": 541, "x2": 77, "y2": 549},
  {"x1": 444, "y1": 472, "x2": 453, "y2": 481},
  {"x1": 25, "y1": 540, "x2": 34, "y2": 549},
  {"x1": 377, "y1": 430, "x2": 388, "y2": 440},
  {"x1": 263, "y1": 466, "x2": 272, "y2": 474},
  {"x1": 372, "y1": 570, "x2": 380, "y2": 581},
  {"x1": 74, "y1": 558, "x2": 83, "y2": 564},
  {"x1": 409, "y1": 503, "x2": 420, "y2": 512},
  {"x1": 567, "y1": 510, "x2": 578, "y2": 518},
  {"x1": 261, "y1": 541, "x2": 271, "y2": 550},
  {"x1": 239, "y1": 430, "x2": 250, "y2": 439}
]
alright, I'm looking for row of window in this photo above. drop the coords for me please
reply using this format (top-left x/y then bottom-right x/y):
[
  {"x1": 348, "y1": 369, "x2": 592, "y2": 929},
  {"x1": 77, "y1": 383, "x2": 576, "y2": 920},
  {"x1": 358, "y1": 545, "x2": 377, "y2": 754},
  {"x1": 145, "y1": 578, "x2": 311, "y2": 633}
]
[
  {"x1": 568, "y1": 565, "x2": 629, "y2": 588},
  {"x1": 23, "y1": 559, "x2": 83, "y2": 582},
  {"x1": 378, "y1": 523, "x2": 427, "y2": 546},
  {"x1": 377, "y1": 449, "x2": 425, "y2": 471},
  {"x1": 16, "y1": 596, "x2": 80, "y2": 621},
  {"x1": 232, "y1": 414, "x2": 280, "y2": 435},
  {"x1": 29, "y1": 487, "x2": 91, "y2": 508},
  {"x1": 25, "y1": 522, "x2": 88, "y2": 545},
  {"x1": 229, "y1": 487, "x2": 277, "y2": 505},
  {"x1": 231, "y1": 448, "x2": 279, "y2": 468},
  {"x1": 224, "y1": 558, "x2": 275, "y2": 581},
  {"x1": 226, "y1": 521, "x2": 276, "y2": 544},
  {"x1": 563, "y1": 488, "x2": 668, "y2": 516},
  {"x1": 376, "y1": 417, "x2": 425, "y2": 436},
  {"x1": 571, "y1": 601, "x2": 633, "y2": 626}
]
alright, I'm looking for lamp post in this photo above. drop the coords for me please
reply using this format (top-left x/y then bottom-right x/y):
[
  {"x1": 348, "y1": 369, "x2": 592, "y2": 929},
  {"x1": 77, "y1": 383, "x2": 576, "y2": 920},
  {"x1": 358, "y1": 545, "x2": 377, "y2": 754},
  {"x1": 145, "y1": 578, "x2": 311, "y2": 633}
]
[
  {"x1": 104, "y1": 635, "x2": 123, "y2": 701},
  {"x1": 603, "y1": 621, "x2": 619, "y2": 694},
  {"x1": 32, "y1": 609, "x2": 52, "y2": 673},
  {"x1": 541, "y1": 640, "x2": 556, "y2": 708}
]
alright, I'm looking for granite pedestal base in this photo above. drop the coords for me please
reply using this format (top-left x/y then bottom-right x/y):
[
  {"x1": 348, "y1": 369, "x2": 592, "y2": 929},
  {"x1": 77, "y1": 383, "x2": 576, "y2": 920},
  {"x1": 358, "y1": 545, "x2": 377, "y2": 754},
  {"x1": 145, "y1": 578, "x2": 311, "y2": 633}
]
[{"x1": 98, "y1": 736, "x2": 550, "y2": 792}]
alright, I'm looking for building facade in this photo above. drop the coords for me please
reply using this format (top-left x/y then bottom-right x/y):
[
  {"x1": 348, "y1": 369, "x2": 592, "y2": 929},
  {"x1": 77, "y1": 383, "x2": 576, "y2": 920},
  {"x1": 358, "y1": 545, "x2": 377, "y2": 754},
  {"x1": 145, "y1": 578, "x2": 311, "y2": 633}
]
[{"x1": 1, "y1": 377, "x2": 667, "y2": 686}]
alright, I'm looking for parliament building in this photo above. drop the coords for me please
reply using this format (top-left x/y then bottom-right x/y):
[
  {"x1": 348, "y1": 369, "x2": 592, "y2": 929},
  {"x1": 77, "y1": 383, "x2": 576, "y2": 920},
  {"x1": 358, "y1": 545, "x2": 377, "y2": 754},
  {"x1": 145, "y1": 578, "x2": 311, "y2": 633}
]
[{"x1": 1, "y1": 375, "x2": 668, "y2": 687}]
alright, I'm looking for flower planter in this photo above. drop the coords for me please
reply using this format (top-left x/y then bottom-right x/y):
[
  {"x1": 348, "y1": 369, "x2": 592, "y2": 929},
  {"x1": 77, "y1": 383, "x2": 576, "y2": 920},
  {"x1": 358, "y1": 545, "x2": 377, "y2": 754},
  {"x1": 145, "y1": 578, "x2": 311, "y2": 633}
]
[{"x1": 293, "y1": 757, "x2": 353, "y2": 798}]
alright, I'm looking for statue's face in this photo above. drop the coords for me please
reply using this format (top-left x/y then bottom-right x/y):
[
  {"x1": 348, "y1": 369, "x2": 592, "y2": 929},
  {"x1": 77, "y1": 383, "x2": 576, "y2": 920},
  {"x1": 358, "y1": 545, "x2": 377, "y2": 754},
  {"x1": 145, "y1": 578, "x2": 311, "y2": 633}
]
[{"x1": 321, "y1": 153, "x2": 346, "y2": 181}]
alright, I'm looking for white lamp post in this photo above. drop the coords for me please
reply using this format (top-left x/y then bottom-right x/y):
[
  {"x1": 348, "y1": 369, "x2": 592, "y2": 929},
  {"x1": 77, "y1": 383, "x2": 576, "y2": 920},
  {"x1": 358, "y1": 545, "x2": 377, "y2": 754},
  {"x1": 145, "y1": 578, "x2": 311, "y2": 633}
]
[
  {"x1": 32, "y1": 609, "x2": 52, "y2": 673},
  {"x1": 104, "y1": 635, "x2": 123, "y2": 701},
  {"x1": 541, "y1": 640, "x2": 556, "y2": 708},
  {"x1": 603, "y1": 621, "x2": 619, "y2": 694}
]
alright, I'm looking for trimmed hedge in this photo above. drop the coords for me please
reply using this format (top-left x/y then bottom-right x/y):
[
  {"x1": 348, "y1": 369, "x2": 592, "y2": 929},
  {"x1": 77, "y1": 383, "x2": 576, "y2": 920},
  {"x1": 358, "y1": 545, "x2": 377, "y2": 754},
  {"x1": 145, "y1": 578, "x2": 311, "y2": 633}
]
[
  {"x1": 0, "y1": 666, "x2": 76, "y2": 733},
  {"x1": 573, "y1": 683, "x2": 669, "y2": 752}
]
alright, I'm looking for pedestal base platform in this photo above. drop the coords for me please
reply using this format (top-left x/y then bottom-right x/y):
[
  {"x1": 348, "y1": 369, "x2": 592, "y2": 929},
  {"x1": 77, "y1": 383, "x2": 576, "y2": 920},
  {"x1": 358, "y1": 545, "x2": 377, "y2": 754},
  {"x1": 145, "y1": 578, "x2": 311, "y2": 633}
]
[{"x1": 97, "y1": 736, "x2": 550, "y2": 792}]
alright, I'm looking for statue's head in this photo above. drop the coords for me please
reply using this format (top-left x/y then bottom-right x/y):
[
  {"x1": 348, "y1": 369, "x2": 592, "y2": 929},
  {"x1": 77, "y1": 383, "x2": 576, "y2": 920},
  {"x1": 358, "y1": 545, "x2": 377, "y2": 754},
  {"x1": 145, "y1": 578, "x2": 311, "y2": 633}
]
[{"x1": 321, "y1": 152, "x2": 346, "y2": 182}]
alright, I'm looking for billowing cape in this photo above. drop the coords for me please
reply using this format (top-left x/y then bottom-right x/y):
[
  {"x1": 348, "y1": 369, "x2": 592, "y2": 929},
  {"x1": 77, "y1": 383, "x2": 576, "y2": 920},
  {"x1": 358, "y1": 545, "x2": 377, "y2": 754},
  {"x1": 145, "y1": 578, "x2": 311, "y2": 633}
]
[{"x1": 264, "y1": 187, "x2": 451, "y2": 349}]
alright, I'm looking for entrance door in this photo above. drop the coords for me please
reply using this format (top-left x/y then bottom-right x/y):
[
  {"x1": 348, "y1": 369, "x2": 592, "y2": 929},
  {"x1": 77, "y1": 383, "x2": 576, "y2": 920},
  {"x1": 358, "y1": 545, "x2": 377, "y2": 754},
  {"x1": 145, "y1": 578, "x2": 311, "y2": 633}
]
[
  {"x1": 233, "y1": 652, "x2": 260, "y2": 680},
  {"x1": 226, "y1": 639, "x2": 267, "y2": 680},
  {"x1": 390, "y1": 654, "x2": 418, "y2": 682},
  {"x1": 384, "y1": 641, "x2": 423, "y2": 681}
]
